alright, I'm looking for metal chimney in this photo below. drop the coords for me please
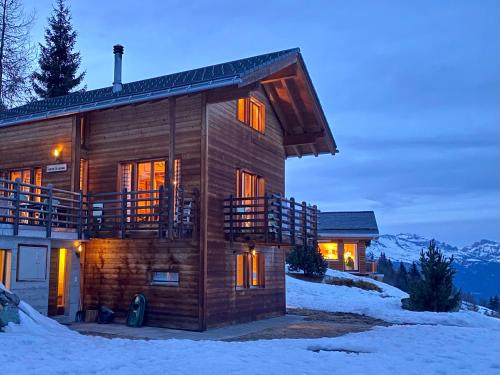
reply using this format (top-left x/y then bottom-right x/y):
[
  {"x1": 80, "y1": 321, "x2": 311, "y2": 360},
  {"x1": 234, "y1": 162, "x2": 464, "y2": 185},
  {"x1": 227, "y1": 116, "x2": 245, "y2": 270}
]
[{"x1": 112, "y1": 44, "x2": 124, "y2": 93}]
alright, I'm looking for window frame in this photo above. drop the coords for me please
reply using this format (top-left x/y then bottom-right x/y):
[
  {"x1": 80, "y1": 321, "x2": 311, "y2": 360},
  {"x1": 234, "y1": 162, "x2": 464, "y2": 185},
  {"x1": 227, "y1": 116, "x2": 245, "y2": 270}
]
[
  {"x1": 151, "y1": 270, "x2": 180, "y2": 287},
  {"x1": 236, "y1": 96, "x2": 265, "y2": 134},
  {"x1": 236, "y1": 251, "x2": 265, "y2": 289}
]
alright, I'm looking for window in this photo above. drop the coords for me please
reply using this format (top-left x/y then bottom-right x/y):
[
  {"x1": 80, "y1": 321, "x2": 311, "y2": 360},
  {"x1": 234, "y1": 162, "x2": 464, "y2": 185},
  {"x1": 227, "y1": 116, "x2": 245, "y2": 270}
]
[
  {"x1": 17, "y1": 245, "x2": 48, "y2": 281},
  {"x1": 236, "y1": 97, "x2": 265, "y2": 133},
  {"x1": 236, "y1": 251, "x2": 265, "y2": 288},
  {"x1": 152, "y1": 271, "x2": 179, "y2": 286},
  {"x1": 319, "y1": 242, "x2": 339, "y2": 260},
  {"x1": 0, "y1": 250, "x2": 12, "y2": 289},
  {"x1": 236, "y1": 169, "x2": 265, "y2": 198},
  {"x1": 343, "y1": 243, "x2": 358, "y2": 271}
]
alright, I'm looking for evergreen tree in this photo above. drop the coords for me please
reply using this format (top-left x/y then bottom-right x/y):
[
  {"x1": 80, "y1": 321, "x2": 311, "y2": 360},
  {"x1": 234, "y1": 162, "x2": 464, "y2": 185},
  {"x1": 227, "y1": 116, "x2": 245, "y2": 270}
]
[
  {"x1": 287, "y1": 244, "x2": 327, "y2": 277},
  {"x1": 383, "y1": 258, "x2": 396, "y2": 285},
  {"x1": 395, "y1": 262, "x2": 409, "y2": 292},
  {"x1": 377, "y1": 252, "x2": 388, "y2": 274},
  {"x1": 406, "y1": 240, "x2": 461, "y2": 312},
  {"x1": 489, "y1": 296, "x2": 500, "y2": 312},
  {"x1": 32, "y1": 0, "x2": 84, "y2": 98},
  {"x1": 408, "y1": 262, "x2": 421, "y2": 285}
]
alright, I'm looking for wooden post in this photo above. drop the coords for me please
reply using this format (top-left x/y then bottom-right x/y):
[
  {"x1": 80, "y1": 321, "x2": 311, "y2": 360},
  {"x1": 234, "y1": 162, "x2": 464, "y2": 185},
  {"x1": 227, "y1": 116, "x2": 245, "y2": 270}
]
[
  {"x1": 167, "y1": 97, "x2": 176, "y2": 240},
  {"x1": 263, "y1": 193, "x2": 269, "y2": 243},
  {"x1": 77, "y1": 191, "x2": 84, "y2": 239},
  {"x1": 46, "y1": 184, "x2": 53, "y2": 238},
  {"x1": 87, "y1": 192, "x2": 93, "y2": 237},
  {"x1": 158, "y1": 186, "x2": 165, "y2": 238},
  {"x1": 301, "y1": 201, "x2": 307, "y2": 246},
  {"x1": 312, "y1": 205, "x2": 318, "y2": 243},
  {"x1": 120, "y1": 188, "x2": 127, "y2": 239},
  {"x1": 178, "y1": 187, "x2": 184, "y2": 239},
  {"x1": 277, "y1": 194, "x2": 283, "y2": 244},
  {"x1": 290, "y1": 197, "x2": 295, "y2": 246},
  {"x1": 229, "y1": 194, "x2": 234, "y2": 243},
  {"x1": 13, "y1": 178, "x2": 20, "y2": 236}
]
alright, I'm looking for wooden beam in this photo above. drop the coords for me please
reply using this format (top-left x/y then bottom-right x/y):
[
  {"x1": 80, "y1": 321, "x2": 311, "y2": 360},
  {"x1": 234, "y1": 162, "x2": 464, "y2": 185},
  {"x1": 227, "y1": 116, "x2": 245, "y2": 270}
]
[
  {"x1": 283, "y1": 131, "x2": 324, "y2": 146},
  {"x1": 261, "y1": 74, "x2": 298, "y2": 84},
  {"x1": 282, "y1": 79, "x2": 307, "y2": 130},
  {"x1": 239, "y1": 53, "x2": 298, "y2": 87},
  {"x1": 167, "y1": 97, "x2": 176, "y2": 239},
  {"x1": 199, "y1": 92, "x2": 208, "y2": 331},
  {"x1": 262, "y1": 83, "x2": 290, "y2": 132}
]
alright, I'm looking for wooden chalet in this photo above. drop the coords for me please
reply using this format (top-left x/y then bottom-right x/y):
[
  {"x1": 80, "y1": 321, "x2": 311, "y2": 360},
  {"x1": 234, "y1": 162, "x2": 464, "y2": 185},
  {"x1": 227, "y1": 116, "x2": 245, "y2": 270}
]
[
  {"x1": 0, "y1": 46, "x2": 336, "y2": 330},
  {"x1": 318, "y1": 211, "x2": 379, "y2": 275}
]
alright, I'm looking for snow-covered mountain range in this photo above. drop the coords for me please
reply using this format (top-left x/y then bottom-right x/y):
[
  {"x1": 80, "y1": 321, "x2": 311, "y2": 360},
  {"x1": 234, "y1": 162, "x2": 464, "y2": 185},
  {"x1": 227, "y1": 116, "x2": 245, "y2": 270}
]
[
  {"x1": 367, "y1": 234, "x2": 500, "y2": 300},
  {"x1": 368, "y1": 234, "x2": 500, "y2": 265}
]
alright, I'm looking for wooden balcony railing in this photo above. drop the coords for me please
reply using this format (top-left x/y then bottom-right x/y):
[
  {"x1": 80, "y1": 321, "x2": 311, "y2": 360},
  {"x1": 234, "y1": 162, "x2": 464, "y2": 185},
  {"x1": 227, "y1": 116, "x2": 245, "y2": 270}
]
[
  {"x1": 224, "y1": 194, "x2": 318, "y2": 246},
  {"x1": 0, "y1": 178, "x2": 197, "y2": 240}
]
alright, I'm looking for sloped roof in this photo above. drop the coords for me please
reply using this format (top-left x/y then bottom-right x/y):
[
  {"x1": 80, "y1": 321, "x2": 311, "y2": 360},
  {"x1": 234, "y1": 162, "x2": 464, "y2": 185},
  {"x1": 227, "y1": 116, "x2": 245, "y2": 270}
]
[
  {"x1": 318, "y1": 211, "x2": 379, "y2": 238},
  {"x1": 0, "y1": 48, "x2": 299, "y2": 126}
]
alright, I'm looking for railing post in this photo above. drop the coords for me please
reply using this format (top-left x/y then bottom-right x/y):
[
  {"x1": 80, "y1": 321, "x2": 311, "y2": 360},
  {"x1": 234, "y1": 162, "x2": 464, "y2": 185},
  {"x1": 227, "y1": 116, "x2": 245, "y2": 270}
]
[
  {"x1": 46, "y1": 184, "x2": 53, "y2": 238},
  {"x1": 120, "y1": 188, "x2": 127, "y2": 239},
  {"x1": 290, "y1": 197, "x2": 295, "y2": 247},
  {"x1": 312, "y1": 205, "x2": 318, "y2": 244},
  {"x1": 13, "y1": 178, "x2": 21, "y2": 236},
  {"x1": 167, "y1": 185, "x2": 173, "y2": 240},
  {"x1": 87, "y1": 192, "x2": 93, "y2": 237},
  {"x1": 77, "y1": 191, "x2": 84, "y2": 239},
  {"x1": 263, "y1": 193, "x2": 269, "y2": 243},
  {"x1": 178, "y1": 188, "x2": 185, "y2": 239},
  {"x1": 229, "y1": 194, "x2": 234, "y2": 243},
  {"x1": 301, "y1": 201, "x2": 307, "y2": 246},
  {"x1": 158, "y1": 186, "x2": 165, "y2": 238}
]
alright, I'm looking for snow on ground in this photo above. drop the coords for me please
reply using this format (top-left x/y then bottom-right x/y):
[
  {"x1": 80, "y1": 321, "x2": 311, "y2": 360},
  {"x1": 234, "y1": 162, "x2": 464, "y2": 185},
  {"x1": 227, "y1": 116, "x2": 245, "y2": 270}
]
[
  {"x1": 287, "y1": 270, "x2": 500, "y2": 328},
  {"x1": 2, "y1": 279, "x2": 500, "y2": 374}
]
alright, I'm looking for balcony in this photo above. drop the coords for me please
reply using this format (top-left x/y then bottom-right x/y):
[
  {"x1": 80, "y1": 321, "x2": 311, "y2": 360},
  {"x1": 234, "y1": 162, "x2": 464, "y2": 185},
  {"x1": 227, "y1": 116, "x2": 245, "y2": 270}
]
[
  {"x1": 224, "y1": 194, "x2": 318, "y2": 246},
  {"x1": 0, "y1": 178, "x2": 197, "y2": 240}
]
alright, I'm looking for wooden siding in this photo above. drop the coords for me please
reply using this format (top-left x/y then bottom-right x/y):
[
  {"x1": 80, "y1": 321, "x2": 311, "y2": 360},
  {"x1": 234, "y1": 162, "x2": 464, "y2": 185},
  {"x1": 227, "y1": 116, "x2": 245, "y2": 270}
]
[
  {"x1": 81, "y1": 96, "x2": 204, "y2": 330},
  {"x1": 205, "y1": 86, "x2": 287, "y2": 327},
  {"x1": 83, "y1": 238, "x2": 201, "y2": 330},
  {"x1": 0, "y1": 117, "x2": 74, "y2": 190}
]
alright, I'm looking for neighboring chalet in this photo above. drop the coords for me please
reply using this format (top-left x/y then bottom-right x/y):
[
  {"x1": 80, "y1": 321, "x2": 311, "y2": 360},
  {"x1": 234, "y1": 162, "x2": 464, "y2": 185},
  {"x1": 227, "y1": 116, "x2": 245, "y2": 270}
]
[
  {"x1": 318, "y1": 211, "x2": 379, "y2": 275},
  {"x1": 0, "y1": 46, "x2": 337, "y2": 330}
]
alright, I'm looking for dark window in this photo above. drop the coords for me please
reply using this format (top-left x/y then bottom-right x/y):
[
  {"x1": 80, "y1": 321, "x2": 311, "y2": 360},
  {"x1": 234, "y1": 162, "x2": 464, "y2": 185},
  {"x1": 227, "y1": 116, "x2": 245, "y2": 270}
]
[{"x1": 152, "y1": 271, "x2": 179, "y2": 286}]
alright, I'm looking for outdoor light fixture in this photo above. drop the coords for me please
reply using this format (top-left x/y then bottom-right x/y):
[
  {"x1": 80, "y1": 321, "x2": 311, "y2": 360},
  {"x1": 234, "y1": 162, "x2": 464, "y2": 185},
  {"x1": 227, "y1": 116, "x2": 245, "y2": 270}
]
[{"x1": 53, "y1": 147, "x2": 62, "y2": 161}]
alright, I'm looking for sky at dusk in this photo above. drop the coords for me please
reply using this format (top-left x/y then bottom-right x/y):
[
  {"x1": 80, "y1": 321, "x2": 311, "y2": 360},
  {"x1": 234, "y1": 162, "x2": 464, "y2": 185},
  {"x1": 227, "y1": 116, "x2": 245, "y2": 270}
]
[{"x1": 25, "y1": 0, "x2": 500, "y2": 246}]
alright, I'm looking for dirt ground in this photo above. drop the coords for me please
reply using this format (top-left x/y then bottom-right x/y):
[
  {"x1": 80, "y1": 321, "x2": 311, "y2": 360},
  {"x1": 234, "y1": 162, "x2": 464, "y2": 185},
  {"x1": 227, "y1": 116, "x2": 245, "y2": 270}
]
[{"x1": 226, "y1": 308, "x2": 390, "y2": 341}]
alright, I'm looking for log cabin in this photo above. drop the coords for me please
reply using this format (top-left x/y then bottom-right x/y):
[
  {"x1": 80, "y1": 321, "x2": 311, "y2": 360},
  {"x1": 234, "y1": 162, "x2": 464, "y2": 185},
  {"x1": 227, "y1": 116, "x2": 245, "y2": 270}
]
[
  {"x1": 318, "y1": 211, "x2": 379, "y2": 275},
  {"x1": 0, "y1": 46, "x2": 337, "y2": 330}
]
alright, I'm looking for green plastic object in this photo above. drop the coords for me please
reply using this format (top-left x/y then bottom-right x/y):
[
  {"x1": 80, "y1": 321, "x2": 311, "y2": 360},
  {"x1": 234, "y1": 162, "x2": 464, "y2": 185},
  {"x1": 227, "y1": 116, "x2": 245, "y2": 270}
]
[{"x1": 126, "y1": 293, "x2": 146, "y2": 327}]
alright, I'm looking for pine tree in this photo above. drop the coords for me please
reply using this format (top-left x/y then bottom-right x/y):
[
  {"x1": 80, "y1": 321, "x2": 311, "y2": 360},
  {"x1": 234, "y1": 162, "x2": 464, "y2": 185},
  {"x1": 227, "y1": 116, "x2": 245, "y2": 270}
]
[
  {"x1": 408, "y1": 261, "x2": 421, "y2": 288},
  {"x1": 287, "y1": 244, "x2": 327, "y2": 277},
  {"x1": 490, "y1": 296, "x2": 500, "y2": 312},
  {"x1": 395, "y1": 262, "x2": 409, "y2": 292},
  {"x1": 383, "y1": 258, "x2": 396, "y2": 285},
  {"x1": 32, "y1": 0, "x2": 84, "y2": 98},
  {"x1": 377, "y1": 252, "x2": 388, "y2": 274},
  {"x1": 406, "y1": 240, "x2": 461, "y2": 312}
]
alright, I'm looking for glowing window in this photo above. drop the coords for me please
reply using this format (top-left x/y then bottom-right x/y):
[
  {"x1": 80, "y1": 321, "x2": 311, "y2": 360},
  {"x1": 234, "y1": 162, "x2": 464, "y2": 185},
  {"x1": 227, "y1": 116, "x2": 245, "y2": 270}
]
[
  {"x1": 236, "y1": 97, "x2": 265, "y2": 133},
  {"x1": 319, "y1": 242, "x2": 339, "y2": 260},
  {"x1": 344, "y1": 243, "x2": 358, "y2": 271},
  {"x1": 0, "y1": 249, "x2": 12, "y2": 289},
  {"x1": 236, "y1": 252, "x2": 265, "y2": 288}
]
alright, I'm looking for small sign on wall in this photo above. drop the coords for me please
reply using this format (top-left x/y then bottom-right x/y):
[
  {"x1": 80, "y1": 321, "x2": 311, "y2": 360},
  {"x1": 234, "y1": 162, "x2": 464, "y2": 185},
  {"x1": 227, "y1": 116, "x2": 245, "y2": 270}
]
[{"x1": 46, "y1": 163, "x2": 67, "y2": 173}]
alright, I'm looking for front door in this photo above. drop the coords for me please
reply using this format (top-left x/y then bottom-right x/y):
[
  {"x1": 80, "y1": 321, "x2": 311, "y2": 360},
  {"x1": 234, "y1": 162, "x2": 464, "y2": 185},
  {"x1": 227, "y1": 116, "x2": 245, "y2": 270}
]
[{"x1": 48, "y1": 248, "x2": 67, "y2": 316}]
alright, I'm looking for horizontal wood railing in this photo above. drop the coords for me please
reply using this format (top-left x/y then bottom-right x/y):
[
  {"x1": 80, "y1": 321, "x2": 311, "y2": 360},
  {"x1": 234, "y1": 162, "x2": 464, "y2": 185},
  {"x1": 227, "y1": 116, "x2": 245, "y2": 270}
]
[
  {"x1": 223, "y1": 194, "x2": 318, "y2": 246},
  {"x1": 0, "y1": 178, "x2": 197, "y2": 240}
]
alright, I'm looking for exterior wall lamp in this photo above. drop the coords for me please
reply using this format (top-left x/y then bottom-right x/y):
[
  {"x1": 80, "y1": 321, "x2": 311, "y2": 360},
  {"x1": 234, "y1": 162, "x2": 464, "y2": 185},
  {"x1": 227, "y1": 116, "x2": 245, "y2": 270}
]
[{"x1": 53, "y1": 147, "x2": 62, "y2": 162}]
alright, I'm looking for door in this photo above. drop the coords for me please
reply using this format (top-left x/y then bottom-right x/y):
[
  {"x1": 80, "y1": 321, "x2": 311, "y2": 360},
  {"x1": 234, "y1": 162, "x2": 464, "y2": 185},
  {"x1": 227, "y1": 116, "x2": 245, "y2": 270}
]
[
  {"x1": 0, "y1": 249, "x2": 12, "y2": 289},
  {"x1": 48, "y1": 248, "x2": 68, "y2": 316}
]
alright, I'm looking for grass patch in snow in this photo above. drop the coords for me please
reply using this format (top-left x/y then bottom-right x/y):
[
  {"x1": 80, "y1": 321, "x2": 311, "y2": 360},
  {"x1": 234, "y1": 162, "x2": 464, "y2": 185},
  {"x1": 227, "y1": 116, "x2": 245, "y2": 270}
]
[{"x1": 287, "y1": 272, "x2": 382, "y2": 293}]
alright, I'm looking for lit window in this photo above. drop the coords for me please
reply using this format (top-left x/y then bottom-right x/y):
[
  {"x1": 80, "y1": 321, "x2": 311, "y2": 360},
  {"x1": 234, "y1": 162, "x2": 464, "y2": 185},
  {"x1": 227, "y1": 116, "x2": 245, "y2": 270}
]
[
  {"x1": 152, "y1": 271, "x2": 179, "y2": 286},
  {"x1": 236, "y1": 97, "x2": 265, "y2": 133},
  {"x1": 319, "y1": 242, "x2": 339, "y2": 260},
  {"x1": 236, "y1": 252, "x2": 265, "y2": 288},
  {"x1": 344, "y1": 243, "x2": 358, "y2": 271},
  {"x1": 79, "y1": 159, "x2": 88, "y2": 194}
]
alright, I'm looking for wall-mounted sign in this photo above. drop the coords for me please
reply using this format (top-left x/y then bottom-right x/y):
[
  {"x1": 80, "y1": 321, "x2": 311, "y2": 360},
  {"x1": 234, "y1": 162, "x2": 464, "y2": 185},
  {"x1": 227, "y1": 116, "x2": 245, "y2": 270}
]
[{"x1": 46, "y1": 163, "x2": 67, "y2": 173}]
